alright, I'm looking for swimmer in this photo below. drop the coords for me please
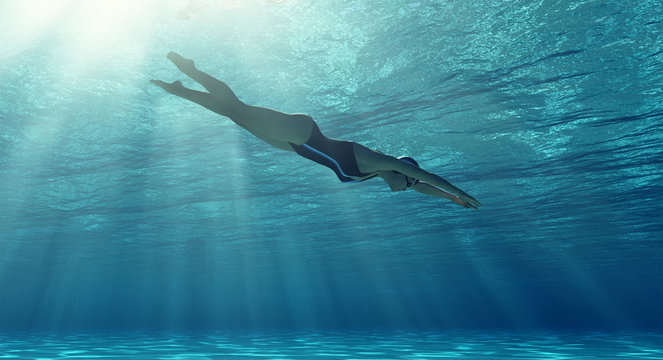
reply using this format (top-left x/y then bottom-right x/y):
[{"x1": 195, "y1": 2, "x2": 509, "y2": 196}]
[{"x1": 151, "y1": 52, "x2": 482, "y2": 209}]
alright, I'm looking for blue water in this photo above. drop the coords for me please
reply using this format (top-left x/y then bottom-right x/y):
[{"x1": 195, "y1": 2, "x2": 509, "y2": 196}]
[
  {"x1": 0, "y1": 332, "x2": 661, "y2": 359},
  {"x1": 1, "y1": 0, "x2": 661, "y2": 357}
]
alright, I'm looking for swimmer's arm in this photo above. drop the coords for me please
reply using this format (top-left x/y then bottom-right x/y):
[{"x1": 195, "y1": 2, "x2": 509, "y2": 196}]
[
  {"x1": 354, "y1": 144, "x2": 482, "y2": 207},
  {"x1": 375, "y1": 152, "x2": 481, "y2": 207},
  {"x1": 412, "y1": 182, "x2": 478, "y2": 209}
]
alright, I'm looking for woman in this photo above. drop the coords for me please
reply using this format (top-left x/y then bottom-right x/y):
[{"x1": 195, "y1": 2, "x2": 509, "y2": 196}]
[{"x1": 151, "y1": 52, "x2": 482, "y2": 209}]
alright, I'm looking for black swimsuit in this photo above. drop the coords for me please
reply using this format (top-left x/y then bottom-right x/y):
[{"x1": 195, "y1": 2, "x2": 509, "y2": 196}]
[{"x1": 289, "y1": 123, "x2": 378, "y2": 183}]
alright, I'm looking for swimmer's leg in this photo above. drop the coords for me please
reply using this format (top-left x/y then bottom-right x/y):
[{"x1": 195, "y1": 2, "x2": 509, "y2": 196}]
[
  {"x1": 150, "y1": 80, "x2": 229, "y2": 116},
  {"x1": 150, "y1": 80, "x2": 297, "y2": 151},
  {"x1": 165, "y1": 52, "x2": 313, "y2": 145},
  {"x1": 166, "y1": 52, "x2": 243, "y2": 113}
]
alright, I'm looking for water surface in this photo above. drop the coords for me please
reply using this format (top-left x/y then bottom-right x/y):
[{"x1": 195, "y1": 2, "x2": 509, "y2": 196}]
[{"x1": 1, "y1": 332, "x2": 661, "y2": 359}]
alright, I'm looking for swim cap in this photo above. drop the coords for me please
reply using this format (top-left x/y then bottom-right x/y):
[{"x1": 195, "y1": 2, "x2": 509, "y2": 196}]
[
  {"x1": 397, "y1": 156, "x2": 419, "y2": 167},
  {"x1": 397, "y1": 156, "x2": 420, "y2": 187}
]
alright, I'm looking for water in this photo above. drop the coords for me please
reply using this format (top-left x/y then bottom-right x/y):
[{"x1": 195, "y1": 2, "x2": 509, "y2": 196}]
[
  {"x1": 1, "y1": 332, "x2": 661, "y2": 359},
  {"x1": 0, "y1": 0, "x2": 661, "y2": 357}
]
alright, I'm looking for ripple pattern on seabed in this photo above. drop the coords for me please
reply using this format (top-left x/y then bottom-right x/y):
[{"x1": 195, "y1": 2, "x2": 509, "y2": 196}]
[{"x1": 0, "y1": 332, "x2": 660, "y2": 359}]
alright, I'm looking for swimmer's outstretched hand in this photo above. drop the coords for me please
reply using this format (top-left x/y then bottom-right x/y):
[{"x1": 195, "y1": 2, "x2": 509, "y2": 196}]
[
  {"x1": 453, "y1": 196, "x2": 479, "y2": 209},
  {"x1": 457, "y1": 193, "x2": 482, "y2": 209}
]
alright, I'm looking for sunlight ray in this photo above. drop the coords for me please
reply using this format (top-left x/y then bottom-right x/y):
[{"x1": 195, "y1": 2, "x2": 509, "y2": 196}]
[
  {"x1": 58, "y1": 0, "x2": 157, "y2": 74},
  {"x1": 0, "y1": 0, "x2": 72, "y2": 61}
]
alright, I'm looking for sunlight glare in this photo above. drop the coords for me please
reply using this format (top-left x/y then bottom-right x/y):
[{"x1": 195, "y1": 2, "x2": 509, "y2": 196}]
[
  {"x1": 0, "y1": 0, "x2": 72, "y2": 60},
  {"x1": 59, "y1": 0, "x2": 157, "y2": 72}
]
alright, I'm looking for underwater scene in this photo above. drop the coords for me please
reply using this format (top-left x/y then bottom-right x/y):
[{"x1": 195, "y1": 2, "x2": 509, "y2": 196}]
[{"x1": 1, "y1": 0, "x2": 661, "y2": 358}]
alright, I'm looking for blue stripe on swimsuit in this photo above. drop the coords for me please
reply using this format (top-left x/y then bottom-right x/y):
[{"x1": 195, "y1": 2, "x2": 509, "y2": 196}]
[{"x1": 290, "y1": 123, "x2": 377, "y2": 183}]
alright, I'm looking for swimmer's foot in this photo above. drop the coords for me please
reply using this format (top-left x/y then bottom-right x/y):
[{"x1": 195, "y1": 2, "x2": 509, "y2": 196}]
[
  {"x1": 167, "y1": 51, "x2": 196, "y2": 74},
  {"x1": 150, "y1": 79, "x2": 185, "y2": 94}
]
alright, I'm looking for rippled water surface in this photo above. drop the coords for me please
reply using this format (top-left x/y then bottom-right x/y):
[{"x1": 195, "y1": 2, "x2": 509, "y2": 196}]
[{"x1": 1, "y1": 332, "x2": 661, "y2": 360}]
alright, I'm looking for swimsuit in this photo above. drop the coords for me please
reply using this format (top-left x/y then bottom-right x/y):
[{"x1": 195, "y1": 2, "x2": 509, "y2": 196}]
[{"x1": 289, "y1": 123, "x2": 378, "y2": 183}]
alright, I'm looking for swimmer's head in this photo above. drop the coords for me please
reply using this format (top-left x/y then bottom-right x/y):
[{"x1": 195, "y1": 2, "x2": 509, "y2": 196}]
[
  {"x1": 383, "y1": 171, "x2": 409, "y2": 191},
  {"x1": 384, "y1": 156, "x2": 420, "y2": 191},
  {"x1": 398, "y1": 156, "x2": 420, "y2": 188}
]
